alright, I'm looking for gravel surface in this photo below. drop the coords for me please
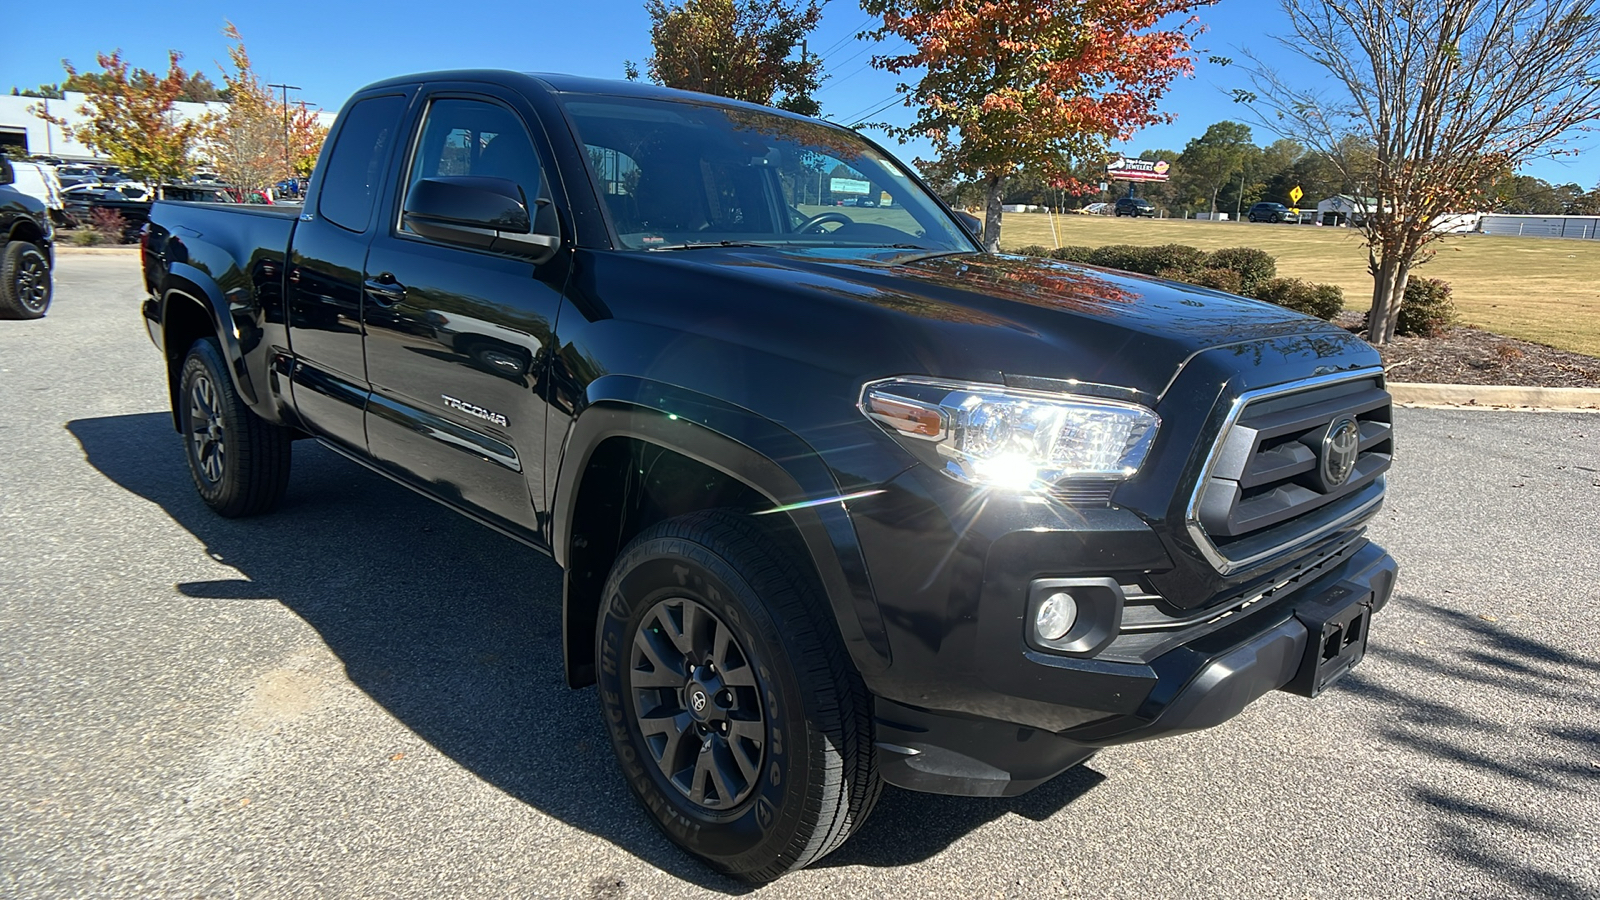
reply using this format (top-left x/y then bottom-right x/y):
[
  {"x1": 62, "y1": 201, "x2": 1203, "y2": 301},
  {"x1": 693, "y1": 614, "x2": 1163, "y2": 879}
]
[{"x1": 3, "y1": 252, "x2": 1598, "y2": 899}]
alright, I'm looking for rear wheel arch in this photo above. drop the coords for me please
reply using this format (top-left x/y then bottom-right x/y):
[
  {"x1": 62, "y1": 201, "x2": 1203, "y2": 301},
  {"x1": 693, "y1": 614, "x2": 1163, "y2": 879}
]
[{"x1": 158, "y1": 272, "x2": 258, "y2": 429}]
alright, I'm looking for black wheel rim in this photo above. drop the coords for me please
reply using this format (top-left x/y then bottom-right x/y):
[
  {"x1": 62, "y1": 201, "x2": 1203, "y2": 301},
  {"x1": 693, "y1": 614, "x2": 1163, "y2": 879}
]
[
  {"x1": 187, "y1": 373, "x2": 226, "y2": 484},
  {"x1": 630, "y1": 597, "x2": 766, "y2": 811},
  {"x1": 16, "y1": 255, "x2": 49, "y2": 314}
]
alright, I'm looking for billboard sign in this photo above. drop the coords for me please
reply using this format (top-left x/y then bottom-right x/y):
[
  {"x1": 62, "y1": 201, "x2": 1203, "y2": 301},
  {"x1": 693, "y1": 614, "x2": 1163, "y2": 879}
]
[
  {"x1": 830, "y1": 177, "x2": 871, "y2": 195},
  {"x1": 1106, "y1": 157, "x2": 1170, "y2": 182}
]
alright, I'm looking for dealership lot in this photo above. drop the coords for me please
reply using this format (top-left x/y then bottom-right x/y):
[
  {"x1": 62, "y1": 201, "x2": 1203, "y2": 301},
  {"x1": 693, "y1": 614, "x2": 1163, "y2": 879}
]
[{"x1": 2, "y1": 252, "x2": 1597, "y2": 899}]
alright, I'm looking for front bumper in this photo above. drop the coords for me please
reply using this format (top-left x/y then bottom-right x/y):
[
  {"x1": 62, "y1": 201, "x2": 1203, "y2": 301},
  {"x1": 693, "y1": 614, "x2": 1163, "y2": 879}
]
[{"x1": 873, "y1": 539, "x2": 1396, "y2": 797}]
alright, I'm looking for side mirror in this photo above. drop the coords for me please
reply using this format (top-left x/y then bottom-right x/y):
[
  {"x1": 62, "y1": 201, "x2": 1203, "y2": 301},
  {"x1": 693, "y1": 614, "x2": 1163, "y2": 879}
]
[
  {"x1": 954, "y1": 210, "x2": 982, "y2": 240},
  {"x1": 0, "y1": 159, "x2": 14, "y2": 186},
  {"x1": 403, "y1": 176, "x2": 559, "y2": 263}
]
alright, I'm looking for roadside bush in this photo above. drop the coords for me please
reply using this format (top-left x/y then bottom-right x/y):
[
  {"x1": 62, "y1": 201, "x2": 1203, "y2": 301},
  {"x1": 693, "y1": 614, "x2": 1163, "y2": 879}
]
[
  {"x1": 1187, "y1": 267, "x2": 1245, "y2": 294},
  {"x1": 1087, "y1": 244, "x2": 1158, "y2": 274},
  {"x1": 1250, "y1": 277, "x2": 1346, "y2": 320},
  {"x1": 89, "y1": 207, "x2": 130, "y2": 244},
  {"x1": 70, "y1": 228, "x2": 104, "y2": 247},
  {"x1": 1011, "y1": 244, "x2": 1052, "y2": 257},
  {"x1": 1396, "y1": 277, "x2": 1458, "y2": 336},
  {"x1": 1049, "y1": 245, "x2": 1094, "y2": 263},
  {"x1": 1141, "y1": 243, "x2": 1209, "y2": 278},
  {"x1": 1205, "y1": 247, "x2": 1277, "y2": 295}
]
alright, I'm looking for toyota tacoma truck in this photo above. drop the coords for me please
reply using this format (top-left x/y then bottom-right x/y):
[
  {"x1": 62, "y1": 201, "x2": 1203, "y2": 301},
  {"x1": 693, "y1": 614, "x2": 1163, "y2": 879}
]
[{"x1": 140, "y1": 71, "x2": 1397, "y2": 881}]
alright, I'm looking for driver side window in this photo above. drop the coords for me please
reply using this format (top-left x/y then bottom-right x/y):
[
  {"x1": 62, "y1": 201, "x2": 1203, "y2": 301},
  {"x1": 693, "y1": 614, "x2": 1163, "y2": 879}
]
[{"x1": 402, "y1": 97, "x2": 552, "y2": 237}]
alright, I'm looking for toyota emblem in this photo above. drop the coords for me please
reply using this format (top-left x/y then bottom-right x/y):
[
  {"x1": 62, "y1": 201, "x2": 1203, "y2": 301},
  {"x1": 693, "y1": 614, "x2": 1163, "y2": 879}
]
[
  {"x1": 690, "y1": 689, "x2": 708, "y2": 712},
  {"x1": 1320, "y1": 418, "x2": 1361, "y2": 488}
]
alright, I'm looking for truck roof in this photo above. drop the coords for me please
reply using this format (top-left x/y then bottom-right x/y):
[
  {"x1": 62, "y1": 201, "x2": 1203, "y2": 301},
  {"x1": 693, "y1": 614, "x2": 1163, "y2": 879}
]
[{"x1": 351, "y1": 69, "x2": 827, "y2": 125}]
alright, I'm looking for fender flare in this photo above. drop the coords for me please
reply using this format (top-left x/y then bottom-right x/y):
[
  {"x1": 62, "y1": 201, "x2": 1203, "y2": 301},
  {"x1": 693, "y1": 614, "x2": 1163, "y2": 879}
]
[
  {"x1": 551, "y1": 375, "x2": 892, "y2": 677},
  {"x1": 161, "y1": 261, "x2": 259, "y2": 407}
]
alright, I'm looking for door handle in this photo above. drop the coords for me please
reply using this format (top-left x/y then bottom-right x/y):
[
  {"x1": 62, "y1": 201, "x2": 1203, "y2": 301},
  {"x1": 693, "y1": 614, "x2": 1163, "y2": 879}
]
[{"x1": 364, "y1": 274, "x2": 406, "y2": 306}]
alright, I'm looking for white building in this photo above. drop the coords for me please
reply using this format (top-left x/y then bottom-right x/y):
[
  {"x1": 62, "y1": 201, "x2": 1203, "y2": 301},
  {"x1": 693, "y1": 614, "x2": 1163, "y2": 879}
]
[{"x1": 0, "y1": 92, "x2": 230, "y2": 161}]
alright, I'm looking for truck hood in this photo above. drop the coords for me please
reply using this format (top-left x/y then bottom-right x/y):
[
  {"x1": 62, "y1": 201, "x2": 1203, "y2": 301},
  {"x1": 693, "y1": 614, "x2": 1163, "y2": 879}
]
[{"x1": 654, "y1": 248, "x2": 1364, "y2": 400}]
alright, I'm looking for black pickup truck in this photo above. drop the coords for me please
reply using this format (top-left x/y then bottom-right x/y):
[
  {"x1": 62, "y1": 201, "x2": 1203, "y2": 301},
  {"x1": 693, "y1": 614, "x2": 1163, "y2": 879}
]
[
  {"x1": 1, "y1": 157, "x2": 55, "y2": 319},
  {"x1": 141, "y1": 71, "x2": 1397, "y2": 881}
]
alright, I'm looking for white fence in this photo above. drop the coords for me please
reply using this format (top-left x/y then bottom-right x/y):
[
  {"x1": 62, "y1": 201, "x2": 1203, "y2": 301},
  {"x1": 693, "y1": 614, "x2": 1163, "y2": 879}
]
[{"x1": 1478, "y1": 214, "x2": 1600, "y2": 240}]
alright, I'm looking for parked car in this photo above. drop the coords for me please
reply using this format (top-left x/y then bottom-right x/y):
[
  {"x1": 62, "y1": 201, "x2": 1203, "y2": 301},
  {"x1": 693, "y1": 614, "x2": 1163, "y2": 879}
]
[
  {"x1": 0, "y1": 157, "x2": 55, "y2": 318},
  {"x1": 5, "y1": 161, "x2": 67, "y2": 226},
  {"x1": 54, "y1": 165, "x2": 100, "y2": 188},
  {"x1": 1248, "y1": 202, "x2": 1291, "y2": 223},
  {"x1": 1113, "y1": 196, "x2": 1156, "y2": 217},
  {"x1": 140, "y1": 70, "x2": 1396, "y2": 881}
]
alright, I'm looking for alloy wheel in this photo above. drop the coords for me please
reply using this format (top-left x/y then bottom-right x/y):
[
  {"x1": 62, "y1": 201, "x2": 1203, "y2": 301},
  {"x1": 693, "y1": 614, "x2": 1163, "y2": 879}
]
[
  {"x1": 630, "y1": 597, "x2": 766, "y2": 811},
  {"x1": 187, "y1": 374, "x2": 226, "y2": 483}
]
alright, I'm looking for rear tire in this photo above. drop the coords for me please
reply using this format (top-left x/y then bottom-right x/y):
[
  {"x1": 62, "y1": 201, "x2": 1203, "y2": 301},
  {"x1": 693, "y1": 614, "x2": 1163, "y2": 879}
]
[
  {"x1": 177, "y1": 338, "x2": 292, "y2": 517},
  {"x1": 596, "y1": 510, "x2": 880, "y2": 882},
  {"x1": 0, "y1": 241, "x2": 52, "y2": 319}
]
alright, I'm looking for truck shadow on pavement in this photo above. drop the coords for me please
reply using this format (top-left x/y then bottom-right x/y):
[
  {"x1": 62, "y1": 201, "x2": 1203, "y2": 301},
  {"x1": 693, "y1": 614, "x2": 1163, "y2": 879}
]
[
  {"x1": 68, "y1": 412, "x2": 1102, "y2": 889},
  {"x1": 1343, "y1": 594, "x2": 1600, "y2": 900}
]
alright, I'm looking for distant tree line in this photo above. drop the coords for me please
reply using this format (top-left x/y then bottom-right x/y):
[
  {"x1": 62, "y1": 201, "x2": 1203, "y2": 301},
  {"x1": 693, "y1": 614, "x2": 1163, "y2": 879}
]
[
  {"x1": 12, "y1": 71, "x2": 229, "y2": 104},
  {"x1": 930, "y1": 119, "x2": 1600, "y2": 220}
]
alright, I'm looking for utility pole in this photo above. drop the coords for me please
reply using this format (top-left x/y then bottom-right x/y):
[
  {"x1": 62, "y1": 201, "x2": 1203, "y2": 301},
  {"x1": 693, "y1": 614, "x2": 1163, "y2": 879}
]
[{"x1": 267, "y1": 82, "x2": 300, "y2": 178}]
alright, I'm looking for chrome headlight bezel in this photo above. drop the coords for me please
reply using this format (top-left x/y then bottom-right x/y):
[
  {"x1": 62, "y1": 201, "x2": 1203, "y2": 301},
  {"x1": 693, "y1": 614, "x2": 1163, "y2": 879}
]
[{"x1": 859, "y1": 377, "x2": 1160, "y2": 492}]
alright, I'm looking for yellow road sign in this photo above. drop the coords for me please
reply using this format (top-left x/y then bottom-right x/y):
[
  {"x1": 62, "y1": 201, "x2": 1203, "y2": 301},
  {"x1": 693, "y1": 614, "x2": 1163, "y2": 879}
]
[
  {"x1": 1290, "y1": 207, "x2": 1300, "y2": 216},
  {"x1": 1289, "y1": 185, "x2": 1304, "y2": 205}
]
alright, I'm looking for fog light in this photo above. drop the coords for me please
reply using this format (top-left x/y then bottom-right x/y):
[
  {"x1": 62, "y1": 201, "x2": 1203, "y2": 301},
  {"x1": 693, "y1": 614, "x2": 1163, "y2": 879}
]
[{"x1": 1035, "y1": 591, "x2": 1078, "y2": 641}]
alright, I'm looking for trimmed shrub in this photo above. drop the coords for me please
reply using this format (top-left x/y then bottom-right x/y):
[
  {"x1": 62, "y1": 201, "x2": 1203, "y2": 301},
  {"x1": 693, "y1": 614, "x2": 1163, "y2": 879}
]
[
  {"x1": 1087, "y1": 243, "x2": 1156, "y2": 274},
  {"x1": 1396, "y1": 277, "x2": 1458, "y2": 337},
  {"x1": 1049, "y1": 245, "x2": 1094, "y2": 263},
  {"x1": 1188, "y1": 267, "x2": 1245, "y2": 294},
  {"x1": 1206, "y1": 247, "x2": 1277, "y2": 295},
  {"x1": 1142, "y1": 243, "x2": 1209, "y2": 278},
  {"x1": 70, "y1": 228, "x2": 105, "y2": 247},
  {"x1": 1250, "y1": 277, "x2": 1346, "y2": 320},
  {"x1": 1011, "y1": 244, "x2": 1052, "y2": 257}
]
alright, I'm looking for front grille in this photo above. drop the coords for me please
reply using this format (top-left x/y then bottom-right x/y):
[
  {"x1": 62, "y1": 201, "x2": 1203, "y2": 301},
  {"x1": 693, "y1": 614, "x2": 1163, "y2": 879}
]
[{"x1": 1187, "y1": 369, "x2": 1391, "y2": 574}]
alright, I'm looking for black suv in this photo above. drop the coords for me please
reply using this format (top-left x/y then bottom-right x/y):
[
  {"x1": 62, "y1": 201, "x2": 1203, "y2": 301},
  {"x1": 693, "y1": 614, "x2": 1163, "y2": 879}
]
[
  {"x1": 1248, "y1": 202, "x2": 1291, "y2": 223},
  {"x1": 1113, "y1": 196, "x2": 1156, "y2": 217},
  {"x1": 0, "y1": 157, "x2": 55, "y2": 319}
]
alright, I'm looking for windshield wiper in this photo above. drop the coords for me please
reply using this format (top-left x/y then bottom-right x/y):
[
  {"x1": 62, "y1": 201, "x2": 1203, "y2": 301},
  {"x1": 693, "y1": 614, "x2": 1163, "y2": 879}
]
[{"x1": 646, "y1": 240, "x2": 777, "y2": 252}]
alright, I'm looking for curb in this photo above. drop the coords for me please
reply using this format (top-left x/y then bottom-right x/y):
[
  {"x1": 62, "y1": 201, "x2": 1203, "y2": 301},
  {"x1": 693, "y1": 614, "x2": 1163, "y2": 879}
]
[
  {"x1": 1389, "y1": 382, "x2": 1600, "y2": 411},
  {"x1": 55, "y1": 245, "x2": 140, "y2": 255}
]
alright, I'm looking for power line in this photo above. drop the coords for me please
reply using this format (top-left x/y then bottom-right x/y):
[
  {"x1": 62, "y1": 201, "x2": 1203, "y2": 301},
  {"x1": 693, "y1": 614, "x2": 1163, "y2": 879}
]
[{"x1": 848, "y1": 93, "x2": 906, "y2": 127}]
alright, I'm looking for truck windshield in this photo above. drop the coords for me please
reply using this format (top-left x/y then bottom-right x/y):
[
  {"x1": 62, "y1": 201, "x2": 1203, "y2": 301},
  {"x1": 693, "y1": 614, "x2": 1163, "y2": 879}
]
[{"x1": 560, "y1": 94, "x2": 974, "y2": 254}]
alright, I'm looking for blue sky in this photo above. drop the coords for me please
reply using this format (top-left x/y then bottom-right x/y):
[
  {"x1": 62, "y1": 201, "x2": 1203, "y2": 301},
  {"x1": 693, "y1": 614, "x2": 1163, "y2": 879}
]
[{"x1": 3, "y1": 0, "x2": 1594, "y2": 187}]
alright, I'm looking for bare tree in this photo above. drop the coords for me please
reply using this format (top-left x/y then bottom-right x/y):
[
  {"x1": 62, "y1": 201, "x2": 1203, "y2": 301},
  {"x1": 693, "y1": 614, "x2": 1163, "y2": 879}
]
[{"x1": 1238, "y1": 0, "x2": 1600, "y2": 343}]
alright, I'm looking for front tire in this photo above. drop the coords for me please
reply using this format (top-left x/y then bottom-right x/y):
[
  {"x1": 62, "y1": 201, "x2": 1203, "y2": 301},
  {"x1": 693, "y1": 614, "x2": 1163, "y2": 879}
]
[
  {"x1": 0, "y1": 241, "x2": 52, "y2": 319},
  {"x1": 177, "y1": 338, "x2": 292, "y2": 516},
  {"x1": 596, "y1": 511, "x2": 880, "y2": 881}
]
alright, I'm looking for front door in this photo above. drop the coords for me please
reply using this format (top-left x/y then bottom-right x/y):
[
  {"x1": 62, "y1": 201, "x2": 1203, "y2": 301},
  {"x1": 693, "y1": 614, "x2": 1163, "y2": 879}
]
[{"x1": 361, "y1": 89, "x2": 568, "y2": 535}]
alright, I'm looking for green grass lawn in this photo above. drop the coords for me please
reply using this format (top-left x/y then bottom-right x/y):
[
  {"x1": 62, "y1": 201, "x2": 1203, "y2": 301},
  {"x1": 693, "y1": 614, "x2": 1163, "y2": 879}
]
[{"x1": 996, "y1": 213, "x2": 1600, "y2": 357}]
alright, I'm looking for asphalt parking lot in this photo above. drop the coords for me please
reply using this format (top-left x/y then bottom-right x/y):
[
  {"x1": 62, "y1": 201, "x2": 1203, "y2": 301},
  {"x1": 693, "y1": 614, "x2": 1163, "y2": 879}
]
[{"x1": 2, "y1": 251, "x2": 1597, "y2": 899}]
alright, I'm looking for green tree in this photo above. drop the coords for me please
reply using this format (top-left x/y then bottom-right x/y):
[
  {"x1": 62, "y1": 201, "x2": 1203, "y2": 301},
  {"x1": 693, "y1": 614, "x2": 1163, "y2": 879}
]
[
  {"x1": 32, "y1": 51, "x2": 204, "y2": 191},
  {"x1": 632, "y1": 0, "x2": 823, "y2": 115},
  {"x1": 1176, "y1": 121, "x2": 1254, "y2": 216},
  {"x1": 864, "y1": 0, "x2": 1215, "y2": 252}
]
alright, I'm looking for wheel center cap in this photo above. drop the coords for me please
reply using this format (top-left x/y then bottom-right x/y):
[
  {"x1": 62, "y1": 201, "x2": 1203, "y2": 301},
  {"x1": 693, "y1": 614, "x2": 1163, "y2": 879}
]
[{"x1": 686, "y1": 684, "x2": 712, "y2": 720}]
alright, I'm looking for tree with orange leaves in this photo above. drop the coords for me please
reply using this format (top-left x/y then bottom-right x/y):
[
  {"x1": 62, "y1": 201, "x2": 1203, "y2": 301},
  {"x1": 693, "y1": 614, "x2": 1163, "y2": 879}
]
[
  {"x1": 32, "y1": 50, "x2": 205, "y2": 193},
  {"x1": 863, "y1": 0, "x2": 1214, "y2": 252}
]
